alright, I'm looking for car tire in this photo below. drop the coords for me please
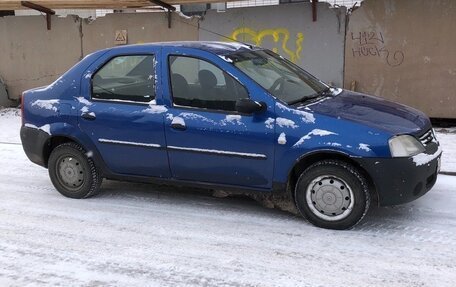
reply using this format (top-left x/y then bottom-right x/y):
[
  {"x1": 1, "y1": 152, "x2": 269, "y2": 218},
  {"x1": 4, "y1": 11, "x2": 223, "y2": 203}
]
[
  {"x1": 48, "y1": 142, "x2": 102, "y2": 199},
  {"x1": 294, "y1": 160, "x2": 370, "y2": 230}
]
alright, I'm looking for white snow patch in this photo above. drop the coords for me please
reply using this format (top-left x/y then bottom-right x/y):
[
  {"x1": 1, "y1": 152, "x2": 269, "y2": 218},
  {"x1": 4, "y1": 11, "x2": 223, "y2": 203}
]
[
  {"x1": 40, "y1": 124, "x2": 51, "y2": 135},
  {"x1": 330, "y1": 87, "x2": 343, "y2": 95},
  {"x1": 265, "y1": 118, "x2": 275, "y2": 129},
  {"x1": 85, "y1": 151, "x2": 94, "y2": 158},
  {"x1": 179, "y1": 113, "x2": 216, "y2": 124},
  {"x1": 25, "y1": 123, "x2": 51, "y2": 135},
  {"x1": 278, "y1": 133, "x2": 287, "y2": 145},
  {"x1": 412, "y1": 146, "x2": 443, "y2": 167},
  {"x1": 81, "y1": 106, "x2": 89, "y2": 113},
  {"x1": 293, "y1": 129, "x2": 337, "y2": 147},
  {"x1": 171, "y1": 116, "x2": 185, "y2": 126},
  {"x1": 31, "y1": 99, "x2": 59, "y2": 112},
  {"x1": 277, "y1": 103, "x2": 315, "y2": 123},
  {"x1": 358, "y1": 143, "x2": 371, "y2": 152},
  {"x1": 76, "y1": 97, "x2": 92, "y2": 106},
  {"x1": 325, "y1": 142, "x2": 342, "y2": 147},
  {"x1": 177, "y1": 11, "x2": 195, "y2": 20},
  {"x1": 143, "y1": 104, "x2": 168, "y2": 114},
  {"x1": 435, "y1": 128, "x2": 456, "y2": 172},
  {"x1": 221, "y1": 115, "x2": 244, "y2": 126},
  {"x1": 276, "y1": 117, "x2": 298, "y2": 129},
  {"x1": 219, "y1": 55, "x2": 233, "y2": 63}
]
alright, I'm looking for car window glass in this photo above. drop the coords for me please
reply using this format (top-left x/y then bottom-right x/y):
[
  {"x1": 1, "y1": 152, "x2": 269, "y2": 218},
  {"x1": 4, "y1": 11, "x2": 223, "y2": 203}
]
[
  {"x1": 169, "y1": 56, "x2": 248, "y2": 111},
  {"x1": 92, "y1": 55, "x2": 155, "y2": 102}
]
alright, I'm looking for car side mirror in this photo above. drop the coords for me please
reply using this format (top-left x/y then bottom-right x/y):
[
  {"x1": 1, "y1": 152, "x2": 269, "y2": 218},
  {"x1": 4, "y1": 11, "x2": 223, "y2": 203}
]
[{"x1": 235, "y1": 98, "x2": 266, "y2": 114}]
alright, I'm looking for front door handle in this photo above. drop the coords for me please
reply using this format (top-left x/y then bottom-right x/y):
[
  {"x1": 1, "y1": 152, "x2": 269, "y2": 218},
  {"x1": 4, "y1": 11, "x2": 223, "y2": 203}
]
[{"x1": 81, "y1": 112, "x2": 96, "y2": 120}]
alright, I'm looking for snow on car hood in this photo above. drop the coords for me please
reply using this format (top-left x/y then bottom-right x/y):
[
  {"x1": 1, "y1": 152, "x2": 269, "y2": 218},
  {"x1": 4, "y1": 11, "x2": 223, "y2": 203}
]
[{"x1": 302, "y1": 90, "x2": 431, "y2": 135}]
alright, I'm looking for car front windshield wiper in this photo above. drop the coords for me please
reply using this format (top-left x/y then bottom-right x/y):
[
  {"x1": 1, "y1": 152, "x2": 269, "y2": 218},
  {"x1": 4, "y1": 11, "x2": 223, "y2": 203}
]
[{"x1": 287, "y1": 87, "x2": 332, "y2": 105}]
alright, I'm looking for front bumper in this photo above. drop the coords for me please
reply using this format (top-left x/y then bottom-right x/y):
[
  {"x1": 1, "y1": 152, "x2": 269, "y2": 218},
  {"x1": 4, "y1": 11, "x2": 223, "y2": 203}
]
[{"x1": 356, "y1": 142, "x2": 441, "y2": 206}]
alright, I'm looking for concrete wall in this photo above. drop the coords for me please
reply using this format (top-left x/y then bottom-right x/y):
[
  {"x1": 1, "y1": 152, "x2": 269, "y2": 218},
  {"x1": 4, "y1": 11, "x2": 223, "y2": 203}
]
[
  {"x1": 82, "y1": 12, "x2": 198, "y2": 55},
  {"x1": 344, "y1": 0, "x2": 456, "y2": 118},
  {"x1": 199, "y1": 3, "x2": 347, "y2": 87},
  {"x1": 0, "y1": 12, "x2": 198, "y2": 102},
  {"x1": 0, "y1": 15, "x2": 82, "y2": 103}
]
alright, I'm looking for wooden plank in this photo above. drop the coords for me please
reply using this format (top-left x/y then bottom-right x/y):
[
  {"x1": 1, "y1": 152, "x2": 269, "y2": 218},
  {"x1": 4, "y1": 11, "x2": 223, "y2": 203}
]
[{"x1": 0, "y1": 0, "x2": 242, "y2": 10}]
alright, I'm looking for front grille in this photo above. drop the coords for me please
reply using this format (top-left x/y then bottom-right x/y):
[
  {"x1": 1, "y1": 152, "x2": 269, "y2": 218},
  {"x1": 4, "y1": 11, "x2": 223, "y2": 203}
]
[{"x1": 419, "y1": 129, "x2": 435, "y2": 146}]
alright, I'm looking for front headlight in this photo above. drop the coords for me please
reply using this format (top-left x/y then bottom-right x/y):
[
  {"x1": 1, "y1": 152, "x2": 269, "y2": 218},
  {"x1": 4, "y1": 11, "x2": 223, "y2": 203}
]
[{"x1": 389, "y1": 135, "x2": 425, "y2": 157}]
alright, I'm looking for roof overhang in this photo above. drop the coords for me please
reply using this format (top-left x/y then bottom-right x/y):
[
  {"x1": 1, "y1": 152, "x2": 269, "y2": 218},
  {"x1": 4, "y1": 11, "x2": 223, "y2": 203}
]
[{"x1": 0, "y1": 0, "x2": 240, "y2": 10}]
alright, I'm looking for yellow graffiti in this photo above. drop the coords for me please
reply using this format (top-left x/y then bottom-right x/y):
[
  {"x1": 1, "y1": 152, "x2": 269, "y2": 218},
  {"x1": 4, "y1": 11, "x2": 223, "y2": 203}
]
[{"x1": 229, "y1": 27, "x2": 304, "y2": 63}]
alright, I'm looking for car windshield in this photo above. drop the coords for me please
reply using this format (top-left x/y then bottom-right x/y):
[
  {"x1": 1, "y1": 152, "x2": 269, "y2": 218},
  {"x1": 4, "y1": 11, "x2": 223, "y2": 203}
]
[{"x1": 226, "y1": 50, "x2": 330, "y2": 104}]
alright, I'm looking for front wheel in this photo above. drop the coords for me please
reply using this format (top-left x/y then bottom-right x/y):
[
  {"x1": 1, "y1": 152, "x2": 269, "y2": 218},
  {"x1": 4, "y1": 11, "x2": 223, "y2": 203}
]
[
  {"x1": 48, "y1": 142, "x2": 102, "y2": 199},
  {"x1": 295, "y1": 160, "x2": 370, "y2": 230}
]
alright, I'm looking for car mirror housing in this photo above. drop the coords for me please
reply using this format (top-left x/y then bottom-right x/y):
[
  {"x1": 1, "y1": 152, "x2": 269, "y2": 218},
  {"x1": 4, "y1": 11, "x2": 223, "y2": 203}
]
[{"x1": 235, "y1": 98, "x2": 266, "y2": 114}]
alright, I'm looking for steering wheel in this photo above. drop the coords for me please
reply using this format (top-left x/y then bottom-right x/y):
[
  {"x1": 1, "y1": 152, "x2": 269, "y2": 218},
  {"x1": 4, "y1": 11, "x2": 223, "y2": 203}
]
[{"x1": 268, "y1": 77, "x2": 286, "y2": 94}]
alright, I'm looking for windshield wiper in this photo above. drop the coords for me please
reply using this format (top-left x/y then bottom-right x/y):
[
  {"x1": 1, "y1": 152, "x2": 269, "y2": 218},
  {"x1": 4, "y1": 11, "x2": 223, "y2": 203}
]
[
  {"x1": 287, "y1": 87, "x2": 331, "y2": 105},
  {"x1": 287, "y1": 94, "x2": 320, "y2": 105}
]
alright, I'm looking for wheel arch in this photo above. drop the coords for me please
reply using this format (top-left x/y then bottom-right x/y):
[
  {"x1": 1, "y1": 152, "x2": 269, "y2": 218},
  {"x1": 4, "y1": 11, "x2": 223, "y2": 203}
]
[
  {"x1": 42, "y1": 134, "x2": 108, "y2": 177},
  {"x1": 287, "y1": 150, "x2": 379, "y2": 206}
]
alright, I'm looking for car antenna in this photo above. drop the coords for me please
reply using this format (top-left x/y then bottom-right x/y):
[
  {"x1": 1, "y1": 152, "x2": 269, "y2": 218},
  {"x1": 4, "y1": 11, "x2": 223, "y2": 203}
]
[
  {"x1": 171, "y1": 15, "x2": 256, "y2": 49},
  {"x1": 191, "y1": 24, "x2": 256, "y2": 49}
]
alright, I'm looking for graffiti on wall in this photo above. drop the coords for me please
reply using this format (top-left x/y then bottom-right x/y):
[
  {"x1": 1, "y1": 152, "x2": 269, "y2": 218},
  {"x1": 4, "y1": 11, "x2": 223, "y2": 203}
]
[
  {"x1": 228, "y1": 27, "x2": 304, "y2": 63},
  {"x1": 351, "y1": 31, "x2": 404, "y2": 67}
]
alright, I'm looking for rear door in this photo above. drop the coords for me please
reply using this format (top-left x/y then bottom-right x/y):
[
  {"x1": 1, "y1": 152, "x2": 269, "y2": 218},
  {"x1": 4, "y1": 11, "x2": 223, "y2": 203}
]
[
  {"x1": 162, "y1": 48, "x2": 276, "y2": 189},
  {"x1": 78, "y1": 48, "x2": 170, "y2": 178}
]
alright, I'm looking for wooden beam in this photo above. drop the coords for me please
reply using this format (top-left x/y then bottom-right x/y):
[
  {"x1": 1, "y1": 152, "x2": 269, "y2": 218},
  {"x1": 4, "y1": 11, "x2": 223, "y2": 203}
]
[
  {"x1": 148, "y1": 0, "x2": 175, "y2": 11},
  {"x1": 21, "y1": 1, "x2": 55, "y2": 14},
  {"x1": 21, "y1": 1, "x2": 55, "y2": 30},
  {"x1": 312, "y1": 0, "x2": 318, "y2": 22}
]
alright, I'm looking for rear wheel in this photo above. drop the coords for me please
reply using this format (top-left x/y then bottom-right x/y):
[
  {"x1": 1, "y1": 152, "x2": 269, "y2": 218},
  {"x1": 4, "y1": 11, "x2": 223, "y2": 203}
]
[
  {"x1": 48, "y1": 142, "x2": 102, "y2": 198},
  {"x1": 294, "y1": 160, "x2": 370, "y2": 229}
]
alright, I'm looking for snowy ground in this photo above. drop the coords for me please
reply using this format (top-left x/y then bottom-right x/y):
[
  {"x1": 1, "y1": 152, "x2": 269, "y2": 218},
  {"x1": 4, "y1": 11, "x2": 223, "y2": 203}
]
[{"x1": 1, "y1": 108, "x2": 456, "y2": 286}]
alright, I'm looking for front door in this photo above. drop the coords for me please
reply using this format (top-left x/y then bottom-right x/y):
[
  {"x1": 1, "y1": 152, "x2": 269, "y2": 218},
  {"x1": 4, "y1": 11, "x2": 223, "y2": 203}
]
[{"x1": 162, "y1": 49, "x2": 275, "y2": 189}]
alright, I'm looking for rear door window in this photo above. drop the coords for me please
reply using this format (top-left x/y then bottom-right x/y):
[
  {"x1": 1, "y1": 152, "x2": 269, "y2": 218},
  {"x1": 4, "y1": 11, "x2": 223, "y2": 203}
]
[{"x1": 92, "y1": 55, "x2": 155, "y2": 103}]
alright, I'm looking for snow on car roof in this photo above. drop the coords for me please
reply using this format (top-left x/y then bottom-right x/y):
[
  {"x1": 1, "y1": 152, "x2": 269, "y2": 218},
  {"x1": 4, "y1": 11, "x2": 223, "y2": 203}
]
[{"x1": 107, "y1": 41, "x2": 258, "y2": 55}]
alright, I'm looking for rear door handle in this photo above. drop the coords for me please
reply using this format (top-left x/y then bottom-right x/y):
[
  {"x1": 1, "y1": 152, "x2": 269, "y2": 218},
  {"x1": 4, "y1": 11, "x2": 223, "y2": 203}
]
[
  {"x1": 171, "y1": 122, "x2": 186, "y2": 131},
  {"x1": 171, "y1": 117, "x2": 186, "y2": 131},
  {"x1": 81, "y1": 112, "x2": 96, "y2": 120}
]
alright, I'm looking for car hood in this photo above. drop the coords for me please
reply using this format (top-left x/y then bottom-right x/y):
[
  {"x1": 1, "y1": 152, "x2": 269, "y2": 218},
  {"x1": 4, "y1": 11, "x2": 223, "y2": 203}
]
[{"x1": 302, "y1": 90, "x2": 431, "y2": 135}]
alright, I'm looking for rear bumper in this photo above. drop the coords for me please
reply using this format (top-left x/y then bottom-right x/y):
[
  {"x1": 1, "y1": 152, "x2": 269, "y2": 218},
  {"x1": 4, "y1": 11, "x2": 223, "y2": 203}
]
[
  {"x1": 20, "y1": 126, "x2": 50, "y2": 168},
  {"x1": 356, "y1": 143, "x2": 441, "y2": 206}
]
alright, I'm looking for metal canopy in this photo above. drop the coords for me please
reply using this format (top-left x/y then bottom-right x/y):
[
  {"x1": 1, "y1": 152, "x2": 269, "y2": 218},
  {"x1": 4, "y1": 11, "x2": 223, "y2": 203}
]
[{"x1": 0, "y1": 0, "x2": 239, "y2": 10}]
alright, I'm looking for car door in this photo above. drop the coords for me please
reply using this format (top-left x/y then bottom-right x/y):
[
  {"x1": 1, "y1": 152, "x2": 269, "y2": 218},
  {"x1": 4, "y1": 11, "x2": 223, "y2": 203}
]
[
  {"x1": 162, "y1": 48, "x2": 275, "y2": 189},
  {"x1": 78, "y1": 48, "x2": 170, "y2": 178}
]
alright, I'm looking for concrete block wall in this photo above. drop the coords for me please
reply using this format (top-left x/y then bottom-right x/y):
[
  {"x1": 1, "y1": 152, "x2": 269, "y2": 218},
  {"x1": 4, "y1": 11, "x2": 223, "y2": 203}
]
[
  {"x1": 344, "y1": 0, "x2": 456, "y2": 118},
  {"x1": 0, "y1": 12, "x2": 198, "y2": 103},
  {"x1": 0, "y1": 15, "x2": 82, "y2": 104}
]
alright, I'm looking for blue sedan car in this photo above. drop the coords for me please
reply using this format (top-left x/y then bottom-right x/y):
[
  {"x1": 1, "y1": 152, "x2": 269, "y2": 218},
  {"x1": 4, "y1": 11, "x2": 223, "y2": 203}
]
[{"x1": 20, "y1": 42, "x2": 442, "y2": 229}]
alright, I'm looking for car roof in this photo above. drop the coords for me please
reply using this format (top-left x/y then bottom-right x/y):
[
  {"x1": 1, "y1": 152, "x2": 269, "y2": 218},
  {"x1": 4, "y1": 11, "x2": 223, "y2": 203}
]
[{"x1": 107, "y1": 41, "x2": 260, "y2": 55}]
